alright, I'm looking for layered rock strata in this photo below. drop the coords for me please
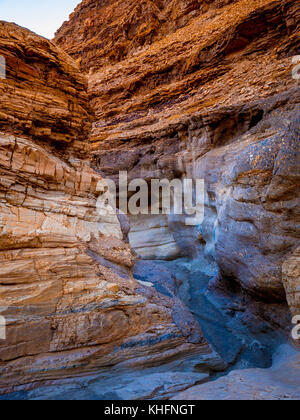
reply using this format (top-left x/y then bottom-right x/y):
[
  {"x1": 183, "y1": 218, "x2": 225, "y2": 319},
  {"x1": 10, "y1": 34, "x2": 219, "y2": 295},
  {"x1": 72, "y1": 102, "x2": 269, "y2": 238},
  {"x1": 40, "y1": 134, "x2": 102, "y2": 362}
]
[
  {"x1": 55, "y1": 0, "x2": 300, "y2": 315},
  {"x1": 0, "y1": 0, "x2": 299, "y2": 396},
  {"x1": 0, "y1": 22, "x2": 207, "y2": 393},
  {"x1": 173, "y1": 344, "x2": 300, "y2": 400}
]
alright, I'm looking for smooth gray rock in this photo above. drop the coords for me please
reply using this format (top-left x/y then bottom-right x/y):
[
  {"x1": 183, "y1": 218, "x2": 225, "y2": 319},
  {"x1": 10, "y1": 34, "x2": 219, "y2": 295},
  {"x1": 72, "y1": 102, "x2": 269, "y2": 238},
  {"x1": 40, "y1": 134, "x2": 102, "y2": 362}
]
[{"x1": 172, "y1": 345, "x2": 300, "y2": 400}]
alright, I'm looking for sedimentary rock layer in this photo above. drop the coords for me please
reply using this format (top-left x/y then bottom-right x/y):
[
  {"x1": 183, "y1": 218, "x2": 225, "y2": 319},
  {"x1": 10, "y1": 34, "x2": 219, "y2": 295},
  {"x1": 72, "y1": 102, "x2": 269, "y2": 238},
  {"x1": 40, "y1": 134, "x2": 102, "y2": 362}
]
[
  {"x1": 173, "y1": 345, "x2": 300, "y2": 400},
  {"x1": 0, "y1": 21, "x2": 90, "y2": 156},
  {"x1": 0, "y1": 22, "x2": 206, "y2": 393},
  {"x1": 283, "y1": 247, "x2": 300, "y2": 316},
  {"x1": 0, "y1": 0, "x2": 299, "y2": 396},
  {"x1": 55, "y1": 0, "x2": 244, "y2": 71},
  {"x1": 55, "y1": 0, "x2": 300, "y2": 313},
  {"x1": 56, "y1": 0, "x2": 299, "y2": 158}
]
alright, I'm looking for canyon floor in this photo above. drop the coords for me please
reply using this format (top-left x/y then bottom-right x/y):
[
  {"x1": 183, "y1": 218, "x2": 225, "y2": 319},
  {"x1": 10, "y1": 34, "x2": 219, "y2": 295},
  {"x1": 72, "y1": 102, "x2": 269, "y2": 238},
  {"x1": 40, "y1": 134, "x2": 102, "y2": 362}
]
[
  {"x1": 1, "y1": 345, "x2": 299, "y2": 401},
  {"x1": 1, "y1": 258, "x2": 300, "y2": 400}
]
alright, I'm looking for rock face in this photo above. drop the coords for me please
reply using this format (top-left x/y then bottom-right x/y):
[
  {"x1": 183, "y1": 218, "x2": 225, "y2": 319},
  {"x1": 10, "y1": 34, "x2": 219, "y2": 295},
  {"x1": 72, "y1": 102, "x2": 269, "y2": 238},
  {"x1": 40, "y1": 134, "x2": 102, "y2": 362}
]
[
  {"x1": 0, "y1": 21, "x2": 90, "y2": 155},
  {"x1": 0, "y1": 349, "x2": 213, "y2": 400},
  {"x1": 0, "y1": 0, "x2": 299, "y2": 397},
  {"x1": 173, "y1": 344, "x2": 300, "y2": 400},
  {"x1": 282, "y1": 247, "x2": 300, "y2": 317},
  {"x1": 55, "y1": 0, "x2": 299, "y2": 163},
  {"x1": 0, "y1": 22, "x2": 207, "y2": 393},
  {"x1": 55, "y1": 0, "x2": 300, "y2": 312},
  {"x1": 55, "y1": 0, "x2": 245, "y2": 72}
]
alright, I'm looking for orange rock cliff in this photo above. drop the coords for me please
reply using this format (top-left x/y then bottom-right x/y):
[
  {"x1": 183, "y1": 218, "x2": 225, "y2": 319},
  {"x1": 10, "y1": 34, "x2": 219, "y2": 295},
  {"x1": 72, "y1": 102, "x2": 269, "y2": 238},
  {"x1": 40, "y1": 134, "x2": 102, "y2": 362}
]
[
  {"x1": 55, "y1": 0, "x2": 299, "y2": 310},
  {"x1": 0, "y1": 0, "x2": 299, "y2": 394}
]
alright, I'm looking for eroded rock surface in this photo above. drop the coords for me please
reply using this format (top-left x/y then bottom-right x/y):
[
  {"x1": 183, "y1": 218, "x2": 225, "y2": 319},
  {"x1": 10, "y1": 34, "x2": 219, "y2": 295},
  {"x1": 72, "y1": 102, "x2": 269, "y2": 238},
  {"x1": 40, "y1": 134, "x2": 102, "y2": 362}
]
[
  {"x1": 173, "y1": 345, "x2": 300, "y2": 400},
  {"x1": 55, "y1": 0, "x2": 300, "y2": 321},
  {"x1": 0, "y1": 22, "x2": 207, "y2": 393},
  {"x1": 283, "y1": 247, "x2": 300, "y2": 317},
  {"x1": 0, "y1": 349, "x2": 213, "y2": 400},
  {"x1": 0, "y1": 21, "x2": 90, "y2": 155}
]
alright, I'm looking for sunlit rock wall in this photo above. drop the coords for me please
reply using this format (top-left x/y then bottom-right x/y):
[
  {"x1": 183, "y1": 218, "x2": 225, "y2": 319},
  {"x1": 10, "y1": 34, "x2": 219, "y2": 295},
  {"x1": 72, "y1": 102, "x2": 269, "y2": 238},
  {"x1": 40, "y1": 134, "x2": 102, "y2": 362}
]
[{"x1": 55, "y1": 0, "x2": 300, "y2": 313}]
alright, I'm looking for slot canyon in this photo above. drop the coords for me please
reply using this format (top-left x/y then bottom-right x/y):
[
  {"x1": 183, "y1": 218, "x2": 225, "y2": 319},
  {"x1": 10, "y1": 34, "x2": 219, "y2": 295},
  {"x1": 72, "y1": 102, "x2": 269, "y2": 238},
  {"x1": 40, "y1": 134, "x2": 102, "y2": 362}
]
[{"x1": 0, "y1": 0, "x2": 299, "y2": 400}]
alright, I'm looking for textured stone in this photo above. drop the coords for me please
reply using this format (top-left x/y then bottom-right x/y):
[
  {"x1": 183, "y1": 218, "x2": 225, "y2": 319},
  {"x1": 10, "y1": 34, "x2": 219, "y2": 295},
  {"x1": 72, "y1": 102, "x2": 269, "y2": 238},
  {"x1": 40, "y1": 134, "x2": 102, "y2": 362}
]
[
  {"x1": 54, "y1": 0, "x2": 300, "y2": 379},
  {"x1": 55, "y1": 0, "x2": 300, "y2": 307},
  {"x1": 55, "y1": 0, "x2": 299, "y2": 168},
  {"x1": 0, "y1": 348, "x2": 213, "y2": 400},
  {"x1": 173, "y1": 345, "x2": 300, "y2": 400},
  {"x1": 0, "y1": 22, "x2": 207, "y2": 393},
  {"x1": 129, "y1": 214, "x2": 182, "y2": 260}
]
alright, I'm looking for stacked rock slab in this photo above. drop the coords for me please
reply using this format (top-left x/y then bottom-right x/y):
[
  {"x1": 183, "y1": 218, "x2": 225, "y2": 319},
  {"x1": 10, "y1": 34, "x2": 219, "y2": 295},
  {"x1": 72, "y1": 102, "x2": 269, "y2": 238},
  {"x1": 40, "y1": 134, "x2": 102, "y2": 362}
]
[{"x1": 0, "y1": 22, "x2": 207, "y2": 393}]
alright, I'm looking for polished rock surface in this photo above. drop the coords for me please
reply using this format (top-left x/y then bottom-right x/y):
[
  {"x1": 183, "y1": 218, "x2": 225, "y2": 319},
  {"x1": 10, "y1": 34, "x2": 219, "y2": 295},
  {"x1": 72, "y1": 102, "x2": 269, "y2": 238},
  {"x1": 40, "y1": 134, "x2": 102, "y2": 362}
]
[{"x1": 173, "y1": 345, "x2": 300, "y2": 400}]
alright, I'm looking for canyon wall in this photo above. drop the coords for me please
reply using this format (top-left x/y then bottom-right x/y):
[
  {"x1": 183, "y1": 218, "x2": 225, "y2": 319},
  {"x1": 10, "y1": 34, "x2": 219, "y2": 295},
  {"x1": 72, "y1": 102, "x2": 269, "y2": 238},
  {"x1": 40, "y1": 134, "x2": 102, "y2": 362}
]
[
  {"x1": 55, "y1": 0, "x2": 300, "y2": 316},
  {"x1": 0, "y1": 21, "x2": 206, "y2": 393},
  {"x1": 0, "y1": 0, "x2": 299, "y2": 395}
]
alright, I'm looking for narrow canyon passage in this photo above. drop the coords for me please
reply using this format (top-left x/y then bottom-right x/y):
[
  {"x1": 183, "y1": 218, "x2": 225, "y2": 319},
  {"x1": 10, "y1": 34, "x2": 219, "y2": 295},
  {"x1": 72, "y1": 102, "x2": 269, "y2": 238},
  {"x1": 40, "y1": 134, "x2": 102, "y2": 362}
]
[
  {"x1": 0, "y1": 0, "x2": 299, "y2": 400},
  {"x1": 1, "y1": 248, "x2": 295, "y2": 400}
]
